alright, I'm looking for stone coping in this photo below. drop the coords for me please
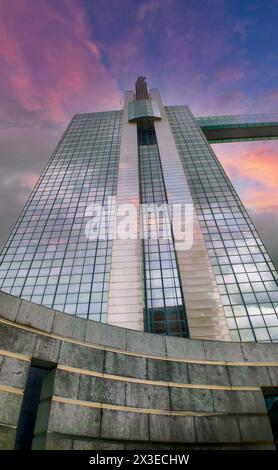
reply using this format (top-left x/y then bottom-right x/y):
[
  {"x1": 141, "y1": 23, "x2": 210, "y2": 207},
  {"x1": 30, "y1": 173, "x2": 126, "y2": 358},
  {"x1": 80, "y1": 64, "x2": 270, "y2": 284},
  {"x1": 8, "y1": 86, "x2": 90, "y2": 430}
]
[{"x1": 0, "y1": 290, "x2": 278, "y2": 364}]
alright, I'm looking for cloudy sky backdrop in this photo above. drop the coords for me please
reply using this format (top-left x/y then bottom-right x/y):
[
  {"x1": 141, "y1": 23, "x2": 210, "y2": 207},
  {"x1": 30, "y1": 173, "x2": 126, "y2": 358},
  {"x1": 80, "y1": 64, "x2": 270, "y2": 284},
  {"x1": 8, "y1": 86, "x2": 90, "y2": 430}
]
[{"x1": 0, "y1": 0, "x2": 277, "y2": 267}]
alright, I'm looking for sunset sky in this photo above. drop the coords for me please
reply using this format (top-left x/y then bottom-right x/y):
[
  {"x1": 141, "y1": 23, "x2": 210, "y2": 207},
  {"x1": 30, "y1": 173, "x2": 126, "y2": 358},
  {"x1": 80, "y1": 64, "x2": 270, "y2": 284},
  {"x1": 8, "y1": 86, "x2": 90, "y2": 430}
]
[{"x1": 0, "y1": 0, "x2": 277, "y2": 266}]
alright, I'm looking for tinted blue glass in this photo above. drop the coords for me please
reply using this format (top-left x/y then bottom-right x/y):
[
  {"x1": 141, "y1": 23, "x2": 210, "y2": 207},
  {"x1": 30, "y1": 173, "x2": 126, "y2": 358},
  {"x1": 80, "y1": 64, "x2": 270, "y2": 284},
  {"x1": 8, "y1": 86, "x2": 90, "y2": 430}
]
[
  {"x1": 138, "y1": 123, "x2": 188, "y2": 337},
  {"x1": 0, "y1": 111, "x2": 123, "y2": 321},
  {"x1": 167, "y1": 105, "x2": 278, "y2": 342}
]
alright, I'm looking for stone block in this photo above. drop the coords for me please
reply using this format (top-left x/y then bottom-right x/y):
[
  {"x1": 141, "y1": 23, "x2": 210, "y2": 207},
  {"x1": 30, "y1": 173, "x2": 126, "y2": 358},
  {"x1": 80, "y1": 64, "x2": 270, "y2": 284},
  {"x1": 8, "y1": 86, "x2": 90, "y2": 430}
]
[
  {"x1": 32, "y1": 434, "x2": 73, "y2": 450},
  {"x1": 0, "y1": 357, "x2": 29, "y2": 389},
  {"x1": 188, "y1": 363, "x2": 230, "y2": 386},
  {"x1": 126, "y1": 329, "x2": 166, "y2": 356},
  {"x1": 54, "y1": 370, "x2": 80, "y2": 400},
  {"x1": 78, "y1": 375, "x2": 125, "y2": 406},
  {"x1": 48, "y1": 401, "x2": 101, "y2": 437},
  {"x1": 105, "y1": 351, "x2": 147, "y2": 379},
  {"x1": 170, "y1": 387, "x2": 213, "y2": 412},
  {"x1": 17, "y1": 300, "x2": 54, "y2": 332},
  {"x1": 147, "y1": 358, "x2": 171, "y2": 382},
  {"x1": 194, "y1": 416, "x2": 241, "y2": 443},
  {"x1": 0, "y1": 425, "x2": 16, "y2": 449},
  {"x1": 212, "y1": 390, "x2": 258, "y2": 414},
  {"x1": 241, "y1": 342, "x2": 278, "y2": 363},
  {"x1": 126, "y1": 382, "x2": 170, "y2": 410},
  {"x1": 252, "y1": 391, "x2": 268, "y2": 414},
  {"x1": 0, "y1": 391, "x2": 22, "y2": 426},
  {"x1": 0, "y1": 323, "x2": 37, "y2": 356},
  {"x1": 166, "y1": 336, "x2": 205, "y2": 360},
  {"x1": 267, "y1": 366, "x2": 278, "y2": 386},
  {"x1": 228, "y1": 365, "x2": 271, "y2": 387},
  {"x1": 33, "y1": 335, "x2": 61, "y2": 364},
  {"x1": 52, "y1": 311, "x2": 86, "y2": 341},
  {"x1": 149, "y1": 414, "x2": 195, "y2": 443},
  {"x1": 45, "y1": 435, "x2": 73, "y2": 450},
  {"x1": 85, "y1": 320, "x2": 127, "y2": 351},
  {"x1": 203, "y1": 340, "x2": 244, "y2": 362},
  {"x1": 238, "y1": 415, "x2": 274, "y2": 442},
  {"x1": 101, "y1": 409, "x2": 148, "y2": 441},
  {"x1": 168, "y1": 361, "x2": 189, "y2": 384},
  {"x1": 126, "y1": 442, "x2": 174, "y2": 450},
  {"x1": 59, "y1": 341, "x2": 104, "y2": 372},
  {"x1": 0, "y1": 292, "x2": 21, "y2": 322},
  {"x1": 73, "y1": 439, "x2": 125, "y2": 450}
]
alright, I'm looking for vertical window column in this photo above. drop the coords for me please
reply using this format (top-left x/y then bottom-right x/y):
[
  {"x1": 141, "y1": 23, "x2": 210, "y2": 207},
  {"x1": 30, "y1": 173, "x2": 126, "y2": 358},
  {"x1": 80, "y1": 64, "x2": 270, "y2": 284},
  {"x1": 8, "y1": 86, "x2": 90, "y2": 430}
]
[{"x1": 138, "y1": 123, "x2": 188, "y2": 337}]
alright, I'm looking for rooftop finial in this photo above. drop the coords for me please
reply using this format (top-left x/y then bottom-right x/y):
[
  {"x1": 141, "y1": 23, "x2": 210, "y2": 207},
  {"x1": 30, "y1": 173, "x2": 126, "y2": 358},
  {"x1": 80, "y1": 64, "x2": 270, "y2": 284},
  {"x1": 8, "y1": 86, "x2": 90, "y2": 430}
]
[{"x1": 135, "y1": 76, "x2": 149, "y2": 100}]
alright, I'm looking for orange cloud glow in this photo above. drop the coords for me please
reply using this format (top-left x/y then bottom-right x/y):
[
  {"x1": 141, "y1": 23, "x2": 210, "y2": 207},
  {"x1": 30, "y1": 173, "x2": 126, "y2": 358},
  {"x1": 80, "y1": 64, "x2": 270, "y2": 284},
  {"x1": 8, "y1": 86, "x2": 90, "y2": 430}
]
[
  {"x1": 213, "y1": 141, "x2": 278, "y2": 212},
  {"x1": 0, "y1": 0, "x2": 121, "y2": 124}
]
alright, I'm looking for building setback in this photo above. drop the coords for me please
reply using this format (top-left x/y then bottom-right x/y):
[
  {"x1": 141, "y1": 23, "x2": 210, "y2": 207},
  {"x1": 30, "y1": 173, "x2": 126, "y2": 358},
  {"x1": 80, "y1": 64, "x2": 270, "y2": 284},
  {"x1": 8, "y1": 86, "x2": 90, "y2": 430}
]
[{"x1": 0, "y1": 78, "x2": 278, "y2": 342}]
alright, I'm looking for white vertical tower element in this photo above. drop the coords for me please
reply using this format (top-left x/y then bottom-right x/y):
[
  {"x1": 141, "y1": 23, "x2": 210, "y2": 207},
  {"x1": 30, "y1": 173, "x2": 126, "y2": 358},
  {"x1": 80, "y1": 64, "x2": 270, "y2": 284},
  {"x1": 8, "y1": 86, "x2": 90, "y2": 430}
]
[
  {"x1": 151, "y1": 89, "x2": 231, "y2": 341},
  {"x1": 107, "y1": 91, "x2": 144, "y2": 330}
]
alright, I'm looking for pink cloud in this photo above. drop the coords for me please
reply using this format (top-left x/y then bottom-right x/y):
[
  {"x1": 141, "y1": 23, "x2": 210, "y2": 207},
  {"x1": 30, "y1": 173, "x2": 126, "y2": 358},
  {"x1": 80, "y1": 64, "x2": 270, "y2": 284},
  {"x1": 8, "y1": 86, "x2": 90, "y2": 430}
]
[
  {"x1": 23, "y1": 174, "x2": 39, "y2": 190},
  {"x1": 0, "y1": 0, "x2": 121, "y2": 125},
  {"x1": 2, "y1": 172, "x2": 39, "y2": 204},
  {"x1": 213, "y1": 141, "x2": 278, "y2": 212}
]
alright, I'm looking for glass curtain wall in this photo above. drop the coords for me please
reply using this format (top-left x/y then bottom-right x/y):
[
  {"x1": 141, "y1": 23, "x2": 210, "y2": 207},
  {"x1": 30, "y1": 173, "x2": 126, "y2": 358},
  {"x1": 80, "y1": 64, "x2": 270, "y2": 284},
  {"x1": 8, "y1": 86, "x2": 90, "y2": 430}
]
[
  {"x1": 137, "y1": 122, "x2": 188, "y2": 336},
  {"x1": 167, "y1": 105, "x2": 278, "y2": 342},
  {"x1": 0, "y1": 111, "x2": 123, "y2": 322}
]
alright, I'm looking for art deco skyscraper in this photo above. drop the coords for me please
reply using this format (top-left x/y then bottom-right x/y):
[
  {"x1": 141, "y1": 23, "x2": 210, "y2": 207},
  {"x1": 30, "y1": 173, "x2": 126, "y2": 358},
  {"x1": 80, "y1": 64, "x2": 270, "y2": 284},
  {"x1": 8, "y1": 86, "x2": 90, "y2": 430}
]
[{"x1": 1, "y1": 78, "x2": 278, "y2": 342}]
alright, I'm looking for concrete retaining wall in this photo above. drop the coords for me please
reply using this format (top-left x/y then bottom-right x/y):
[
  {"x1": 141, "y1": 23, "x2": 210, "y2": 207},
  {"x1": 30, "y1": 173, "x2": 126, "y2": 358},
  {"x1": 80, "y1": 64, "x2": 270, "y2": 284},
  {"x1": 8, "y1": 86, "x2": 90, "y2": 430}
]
[{"x1": 0, "y1": 290, "x2": 277, "y2": 450}]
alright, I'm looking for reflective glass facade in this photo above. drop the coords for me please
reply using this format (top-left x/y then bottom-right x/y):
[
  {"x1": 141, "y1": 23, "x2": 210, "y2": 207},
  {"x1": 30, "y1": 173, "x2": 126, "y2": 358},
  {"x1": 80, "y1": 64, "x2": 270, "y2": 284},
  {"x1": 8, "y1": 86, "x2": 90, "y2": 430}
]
[
  {"x1": 138, "y1": 124, "x2": 188, "y2": 336},
  {"x1": 1, "y1": 80, "x2": 278, "y2": 343},
  {"x1": 0, "y1": 111, "x2": 122, "y2": 321},
  {"x1": 167, "y1": 105, "x2": 278, "y2": 342}
]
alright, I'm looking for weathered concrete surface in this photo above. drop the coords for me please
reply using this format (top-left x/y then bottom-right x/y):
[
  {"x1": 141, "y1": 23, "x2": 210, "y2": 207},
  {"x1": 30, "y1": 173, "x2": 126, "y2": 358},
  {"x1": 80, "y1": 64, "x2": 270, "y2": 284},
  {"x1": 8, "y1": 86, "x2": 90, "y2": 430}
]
[{"x1": 0, "y1": 290, "x2": 277, "y2": 450}]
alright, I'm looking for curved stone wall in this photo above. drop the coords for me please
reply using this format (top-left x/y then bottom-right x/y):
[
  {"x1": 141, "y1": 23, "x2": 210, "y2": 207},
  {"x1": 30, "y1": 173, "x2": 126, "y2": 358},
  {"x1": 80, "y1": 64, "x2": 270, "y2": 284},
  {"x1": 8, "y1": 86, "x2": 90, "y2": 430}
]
[{"x1": 0, "y1": 290, "x2": 277, "y2": 450}]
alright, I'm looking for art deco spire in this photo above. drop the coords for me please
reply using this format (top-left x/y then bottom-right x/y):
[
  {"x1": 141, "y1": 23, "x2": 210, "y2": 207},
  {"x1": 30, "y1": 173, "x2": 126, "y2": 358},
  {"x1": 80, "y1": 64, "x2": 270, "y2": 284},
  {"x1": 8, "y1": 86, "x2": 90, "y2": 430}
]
[{"x1": 135, "y1": 76, "x2": 149, "y2": 100}]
